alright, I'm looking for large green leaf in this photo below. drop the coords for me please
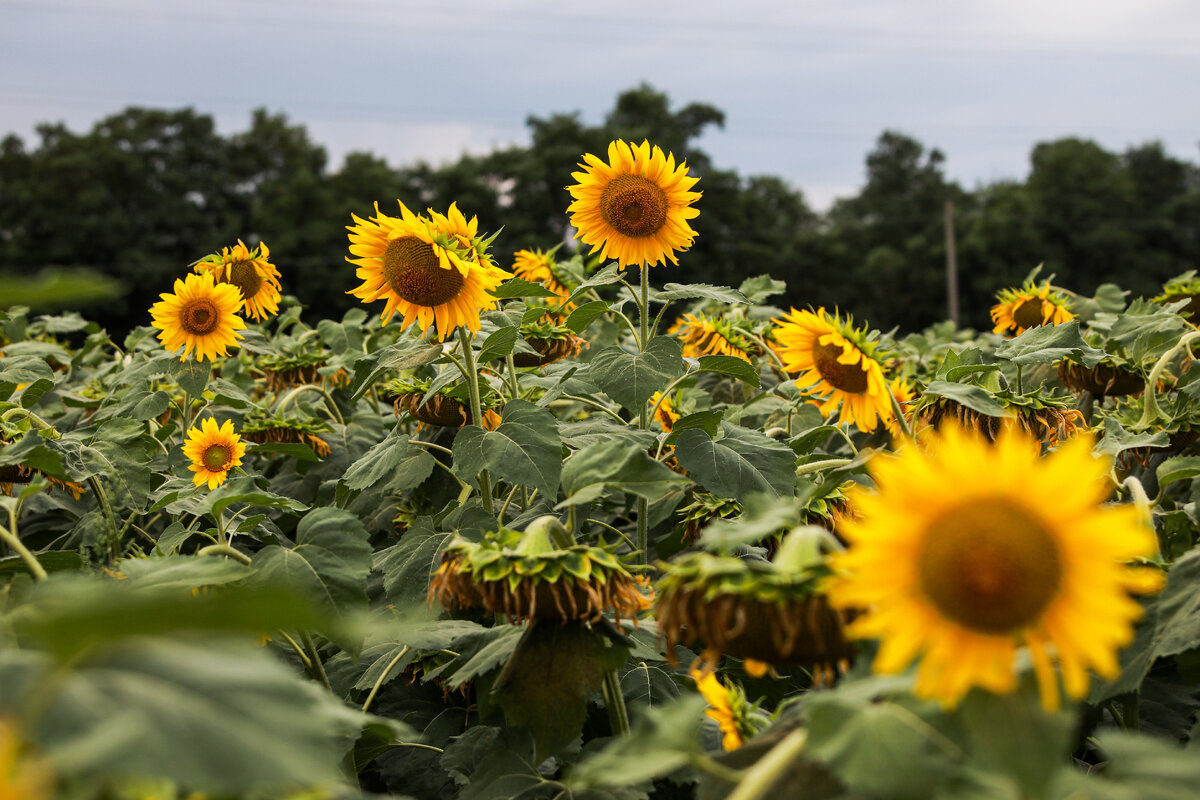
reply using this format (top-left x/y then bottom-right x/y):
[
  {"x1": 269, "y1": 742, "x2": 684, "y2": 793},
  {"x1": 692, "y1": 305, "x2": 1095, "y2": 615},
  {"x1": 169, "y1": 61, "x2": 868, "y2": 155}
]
[
  {"x1": 452, "y1": 399, "x2": 562, "y2": 499},
  {"x1": 567, "y1": 695, "x2": 707, "y2": 788},
  {"x1": 993, "y1": 320, "x2": 1107, "y2": 367},
  {"x1": 696, "y1": 354, "x2": 760, "y2": 387},
  {"x1": 375, "y1": 517, "x2": 453, "y2": 607},
  {"x1": 560, "y1": 440, "x2": 691, "y2": 507},
  {"x1": 342, "y1": 432, "x2": 436, "y2": 493},
  {"x1": 589, "y1": 337, "x2": 686, "y2": 413},
  {"x1": 252, "y1": 507, "x2": 373, "y2": 638},
  {"x1": 922, "y1": 381, "x2": 1011, "y2": 418},
  {"x1": 675, "y1": 424, "x2": 796, "y2": 500},
  {"x1": 653, "y1": 283, "x2": 747, "y2": 304}
]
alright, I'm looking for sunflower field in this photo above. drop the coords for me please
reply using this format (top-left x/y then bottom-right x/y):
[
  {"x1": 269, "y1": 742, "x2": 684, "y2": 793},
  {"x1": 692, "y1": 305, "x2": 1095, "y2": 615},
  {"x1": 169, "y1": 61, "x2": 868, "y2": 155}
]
[{"x1": 2, "y1": 138, "x2": 1200, "y2": 800}]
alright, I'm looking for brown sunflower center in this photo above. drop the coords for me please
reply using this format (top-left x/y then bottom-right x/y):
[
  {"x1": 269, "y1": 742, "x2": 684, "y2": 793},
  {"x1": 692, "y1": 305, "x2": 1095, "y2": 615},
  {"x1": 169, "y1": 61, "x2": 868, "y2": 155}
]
[
  {"x1": 201, "y1": 444, "x2": 231, "y2": 471},
  {"x1": 180, "y1": 298, "x2": 220, "y2": 336},
  {"x1": 1012, "y1": 297, "x2": 1047, "y2": 330},
  {"x1": 812, "y1": 341, "x2": 869, "y2": 394},
  {"x1": 600, "y1": 174, "x2": 669, "y2": 238},
  {"x1": 918, "y1": 498, "x2": 1063, "y2": 634},
  {"x1": 381, "y1": 236, "x2": 464, "y2": 307},
  {"x1": 224, "y1": 262, "x2": 263, "y2": 301}
]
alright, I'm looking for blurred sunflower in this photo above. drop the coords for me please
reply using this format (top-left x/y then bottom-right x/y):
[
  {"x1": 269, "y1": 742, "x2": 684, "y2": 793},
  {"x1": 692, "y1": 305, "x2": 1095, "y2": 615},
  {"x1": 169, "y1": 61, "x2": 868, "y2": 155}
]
[
  {"x1": 827, "y1": 424, "x2": 1164, "y2": 710},
  {"x1": 150, "y1": 272, "x2": 246, "y2": 361},
  {"x1": 567, "y1": 139, "x2": 701, "y2": 268},
  {"x1": 991, "y1": 280, "x2": 1074, "y2": 336},
  {"x1": 772, "y1": 308, "x2": 893, "y2": 433},
  {"x1": 346, "y1": 201, "x2": 511, "y2": 340},
  {"x1": 182, "y1": 418, "x2": 247, "y2": 490},
  {"x1": 0, "y1": 720, "x2": 53, "y2": 800},
  {"x1": 689, "y1": 668, "x2": 760, "y2": 751},
  {"x1": 670, "y1": 313, "x2": 757, "y2": 363},
  {"x1": 193, "y1": 239, "x2": 282, "y2": 321}
]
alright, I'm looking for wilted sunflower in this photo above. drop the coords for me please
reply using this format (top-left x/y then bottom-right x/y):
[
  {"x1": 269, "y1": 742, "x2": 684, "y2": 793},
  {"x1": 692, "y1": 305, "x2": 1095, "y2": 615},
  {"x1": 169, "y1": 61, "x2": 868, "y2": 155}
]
[
  {"x1": 346, "y1": 201, "x2": 511, "y2": 340},
  {"x1": 0, "y1": 462, "x2": 86, "y2": 500},
  {"x1": 991, "y1": 281, "x2": 1074, "y2": 337},
  {"x1": 828, "y1": 424, "x2": 1164, "y2": 710},
  {"x1": 512, "y1": 248, "x2": 574, "y2": 311},
  {"x1": 1153, "y1": 271, "x2": 1200, "y2": 323},
  {"x1": 512, "y1": 319, "x2": 588, "y2": 368},
  {"x1": 913, "y1": 388, "x2": 1086, "y2": 448},
  {"x1": 567, "y1": 139, "x2": 701, "y2": 268},
  {"x1": 193, "y1": 239, "x2": 282, "y2": 322},
  {"x1": 670, "y1": 313, "x2": 758, "y2": 363},
  {"x1": 772, "y1": 308, "x2": 893, "y2": 433},
  {"x1": 385, "y1": 378, "x2": 502, "y2": 429},
  {"x1": 182, "y1": 417, "x2": 247, "y2": 490},
  {"x1": 150, "y1": 272, "x2": 246, "y2": 361},
  {"x1": 240, "y1": 413, "x2": 332, "y2": 458}
]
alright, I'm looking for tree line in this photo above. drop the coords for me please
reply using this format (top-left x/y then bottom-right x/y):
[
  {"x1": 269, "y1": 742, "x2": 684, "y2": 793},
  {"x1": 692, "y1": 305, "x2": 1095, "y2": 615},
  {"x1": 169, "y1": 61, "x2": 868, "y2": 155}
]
[{"x1": 1, "y1": 83, "x2": 1197, "y2": 335}]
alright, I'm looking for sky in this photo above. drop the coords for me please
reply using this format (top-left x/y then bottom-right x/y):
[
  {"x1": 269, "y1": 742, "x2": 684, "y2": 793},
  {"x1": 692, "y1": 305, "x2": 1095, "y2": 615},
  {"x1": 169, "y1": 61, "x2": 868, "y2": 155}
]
[{"x1": 2, "y1": 0, "x2": 1199, "y2": 210}]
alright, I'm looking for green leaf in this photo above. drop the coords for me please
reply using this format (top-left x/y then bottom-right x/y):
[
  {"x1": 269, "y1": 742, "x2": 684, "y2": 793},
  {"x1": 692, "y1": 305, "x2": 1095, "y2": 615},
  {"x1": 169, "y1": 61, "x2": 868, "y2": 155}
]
[
  {"x1": 252, "y1": 507, "x2": 373, "y2": 642},
  {"x1": 566, "y1": 300, "x2": 612, "y2": 334},
  {"x1": 922, "y1": 381, "x2": 1011, "y2": 418},
  {"x1": 559, "y1": 420, "x2": 657, "y2": 450},
  {"x1": 1157, "y1": 456, "x2": 1200, "y2": 494},
  {"x1": 994, "y1": 320, "x2": 1107, "y2": 367},
  {"x1": 195, "y1": 485, "x2": 309, "y2": 522},
  {"x1": 452, "y1": 399, "x2": 562, "y2": 499},
  {"x1": 493, "y1": 620, "x2": 630, "y2": 761},
  {"x1": 697, "y1": 493, "x2": 803, "y2": 551},
  {"x1": 343, "y1": 433, "x2": 436, "y2": 493},
  {"x1": 349, "y1": 341, "x2": 443, "y2": 401},
  {"x1": 568, "y1": 264, "x2": 624, "y2": 297},
  {"x1": 697, "y1": 354, "x2": 760, "y2": 387},
  {"x1": 589, "y1": 337, "x2": 686, "y2": 413},
  {"x1": 490, "y1": 278, "x2": 559, "y2": 299},
  {"x1": 170, "y1": 357, "x2": 212, "y2": 396},
  {"x1": 653, "y1": 283, "x2": 747, "y2": 304},
  {"x1": 675, "y1": 423, "x2": 797, "y2": 501},
  {"x1": 0, "y1": 355, "x2": 53, "y2": 402},
  {"x1": 374, "y1": 518, "x2": 452, "y2": 607},
  {"x1": 246, "y1": 441, "x2": 320, "y2": 463},
  {"x1": 1077, "y1": 731, "x2": 1200, "y2": 799},
  {"x1": 116, "y1": 555, "x2": 253, "y2": 591},
  {"x1": 560, "y1": 440, "x2": 691, "y2": 507},
  {"x1": 18, "y1": 378, "x2": 55, "y2": 408},
  {"x1": 567, "y1": 695, "x2": 706, "y2": 788},
  {"x1": 477, "y1": 327, "x2": 519, "y2": 362},
  {"x1": 662, "y1": 410, "x2": 725, "y2": 446},
  {"x1": 443, "y1": 624, "x2": 525, "y2": 687},
  {"x1": 0, "y1": 551, "x2": 82, "y2": 577},
  {"x1": 0, "y1": 640, "x2": 357, "y2": 792}
]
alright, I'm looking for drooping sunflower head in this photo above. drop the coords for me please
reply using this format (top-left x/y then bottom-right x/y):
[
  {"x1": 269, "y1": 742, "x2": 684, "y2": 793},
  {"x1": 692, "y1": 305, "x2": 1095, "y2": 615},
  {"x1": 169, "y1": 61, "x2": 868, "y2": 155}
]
[
  {"x1": 1153, "y1": 271, "x2": 1200, "y2": 324},
  {"x1": 240, "y1": 412, "x2": 333, "y2": 458},
  {"x1": 912, "y1": 387, "x2": 1087, "y2": 448},
  {"x1": 150, "y1": 272, "x2": 247, "y2": 362},
  {"x1": 566, "y1": 139, "x2": 701, "y2": 268},
  {"x1": 991, "y1": 280, "x2": 1075, "y2": 337},
  {"x1": 512, "y1": 248, "x2": 576, "y2": 311},
  {"x1": 772, "y1": 308, "x2": 894, "y2": 433},
  {"x1": 512, "y1": 319, "x2": 589, "y2": 368},
  {"x1": 827, "y1": 424, "x2": 1164, "y2": 710},
  {"x1": 193, "y1": 239, "x2": 282, "y2": 322},
  {"x1": 670, "y1": 313, "x2": 758, "y2": 363},
  {"x1": 385, "y1": 377, "x2": 502, "y2": 429},
  {"x1": 182, "y1": 417, "x2": 247, "y2": 490},
  {"x1": 347, "y1": 201, "x2": 512, "y2": 340}
]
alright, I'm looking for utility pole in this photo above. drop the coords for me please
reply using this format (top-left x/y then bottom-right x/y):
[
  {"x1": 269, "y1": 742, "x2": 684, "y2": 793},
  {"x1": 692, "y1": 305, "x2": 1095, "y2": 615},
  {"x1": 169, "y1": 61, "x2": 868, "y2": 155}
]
[{"x1": 944, "y1": 199, "x2": 960, "y2": 326}]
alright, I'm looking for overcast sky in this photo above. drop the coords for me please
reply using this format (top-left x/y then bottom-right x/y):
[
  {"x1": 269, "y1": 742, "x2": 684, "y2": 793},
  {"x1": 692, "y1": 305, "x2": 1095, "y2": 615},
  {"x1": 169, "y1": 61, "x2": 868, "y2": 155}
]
[{"x1": 3, "y1": 0, "x2": 1198, "y2": 209}]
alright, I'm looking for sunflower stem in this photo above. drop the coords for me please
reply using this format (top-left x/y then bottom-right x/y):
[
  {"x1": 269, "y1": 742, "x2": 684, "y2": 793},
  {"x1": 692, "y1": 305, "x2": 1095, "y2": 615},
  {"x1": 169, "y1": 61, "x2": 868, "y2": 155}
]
[
  {"x1": 362, "y1": 645, "x2": 410, "y2": 713},
  {"x1": 457, "y1": 328, "x2": 494, "y2": 516},
  {"x1": 0, "y1": 521, "x2": 47, "y2": 580},
  {"x1": 198, "y1": 543, "x2": 252, "y2": 566},
  {"x1": 1135, "y1": 330, "x2": 1200, "y2": 430},
  {"x1": 274, "y1": 384, "x2": 344, "y2": 426},
  {"x1": 725, "y1": 728, "x2": 808, "y2": 800},
  {"x1": 888, "y1": 388, "x2": 914, "y2": 441},
  {"x1": 1078, "y1": 390, "x2": 1095, "y2": 425},
  {"x1": 601, "y1": 668, "x2": 630, "y2": 737},
  {"x1": 88, "y1": 476, "x2": 122, "y2": 565},
  {"x1": 640, "y1": 264, "x2": 651, "y2": 347},
  {"x1": 504, "y1": 353, "x2": 521, "y2": 400},
  {"x1": 300, "y1": 630, "x2": 333, "y2": 693},
  {"x1": 1015, "y1": 365, "x2": 1023, "y2": 394}
]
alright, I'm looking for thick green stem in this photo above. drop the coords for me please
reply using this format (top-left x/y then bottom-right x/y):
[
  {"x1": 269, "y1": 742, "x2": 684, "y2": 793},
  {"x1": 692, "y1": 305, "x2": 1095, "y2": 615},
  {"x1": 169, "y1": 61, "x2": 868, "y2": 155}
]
[
  {"x1": 640, "y1": 264, "x2": 650, "y2": 347},
  {"x1": 300, "y1": 630, "x2": 333, "y2": 693},
  {"x1": 1136, "y1": 330, "x2": 1200, "y2": 430},
  {"x1": 636, "y1": 264, "x2": 651, "y2": 563},
  {"x1": 457, "y1": 328, "x2": 494, "y2": 515},
  {"x1": 601, "y1": 668, "x2": 630, "y2": 736},
  {"x1": 0, "y1": 522, "x2": 47, "y2": 580},
  {"x1": 504, "y1": 353, "x2": 521, "y2": 399},
  {"x1": 795, "y1": 458, "x2": 855, "y2": 477},
  {"x1": 888, "y1": 388, "x2": 914, "y2": 441},
  {"x1": 198, "y1": 543, "x2": 252, "y2": 566},
  {"x1": 362, "y1": 646, "x2": 410, "y2": 713},
  {"x1": 725, "y1": 728, "x2": 809, "y2": 800},
  {"x1": 88, "y1": 477, "x2": 122, "y2": 564}
]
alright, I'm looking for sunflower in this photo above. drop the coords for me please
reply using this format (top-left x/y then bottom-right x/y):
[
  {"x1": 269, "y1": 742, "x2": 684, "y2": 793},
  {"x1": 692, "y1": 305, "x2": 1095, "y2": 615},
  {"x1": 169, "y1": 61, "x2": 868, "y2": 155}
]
[
  {"x1": 347, "y1": 201, "x2": 511, "y2": 340},
  {"x1": 182, "y1": 418, "x2": 247, "y2": 490},
  {"x1": 772, "y1": 308, "x2": 893, "y2": 433},
  {"x1": 649, "y1": 390, "x2": 680, "y2": 432},
  {"x1": 193, "y1": 239, "x2": 282, "y2": 321},
  {"x1": 885, "y1": 378, "x2": 916, "y2": 436},
  {"x1": 0, "y1": 720, "x2": 53, "y2": 800},
  {"x1": 670, "y1": 313, "x2": 757, "y2": 363},
  {"x1": 690, "y1": 668, "x2": 754, "y2": 751},
  {"x1": 566, "y1": 139, "x2": 701, "y2": 268},
  {"x1": 991, "y1": 280, "x2": 1075, "y2": 337},
  {"x1": 512, "y1": 248, "x2": 574, "y2": 310},
  {"x1": 150, "y1": 272, "x2": 246, "y2": 362},
  {"x1": 827, "y1": 424, "x2": 1164, "y2": 711}
]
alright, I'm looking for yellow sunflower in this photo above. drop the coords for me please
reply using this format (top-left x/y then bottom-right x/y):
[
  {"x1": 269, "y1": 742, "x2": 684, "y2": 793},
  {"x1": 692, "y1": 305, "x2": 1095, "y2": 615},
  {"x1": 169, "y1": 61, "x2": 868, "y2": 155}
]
[
  {"x1": 650, "y1": 391, "x2": 680, "y2": 432},
  {"x1": 827, "y1": 425, "x2": 1165, "y2": 711},
  {"x1": 182, "y1": 417, "x2": 247, "y2": 490},
  {"x1": 772, "y1": 308, "x2": 893, "y2": 433},
  {"x1": 670, "y1": 313, "x2": 755, "y2": 363},
  {"x1": 566, "y1": 139, "x2": 701, "y2": 268},
  {"x1": 689, "y1": 668, "x2": 745, "y2": 751},
  {"x1": 193, "y1": 239, "x2": 282, "y2": 322},
  {"x1": 512, "y1": 248, "x2": 574, "y2": 311},
  {"x1": 150, "y1": 272, "x2": 247, "y2": 361},
  {"x1": 991, "y1": 281, "x2": 1075, "y2": 336},
  {"x1": 346, "y1": 201, "x2": 511, "y2": 341},
  {"x1": 0, "y1": 720, "x2": 53, "y2": 800}
]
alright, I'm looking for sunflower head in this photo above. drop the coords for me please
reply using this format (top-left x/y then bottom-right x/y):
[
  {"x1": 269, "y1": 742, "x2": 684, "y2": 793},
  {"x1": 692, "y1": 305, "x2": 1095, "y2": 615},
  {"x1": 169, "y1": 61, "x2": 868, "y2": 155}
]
[
  {"x1": 428, "y1": 522, "x2": 652, "y2": 624},
  {"x1": 566, "y1": 139, "x2": 701, "y2": 268},
  {"x1": 991, "y1": 280, "x2": 1075, "y2": 337},
  {"x1": 772, "y1": 308, "x2": 894, "y2": 433},
  {"x1": 193, "y1": 239, "x2": 282, "y2": 322},
  {"x1": 1153, "y1": 271, "x2": 1200, "y2": 323},
  {"x1": 649, "y1": 390, "x2": 681, "y2": 432},
  {"x1": 386, "y1": 377, "x2": 502, "y2": 429},
  {"x1": 0, "y1": 719, "x2": 53, "y2": 800},
  {"x1": 347, "y1": 201, "x2": 512, "y2": 340},
  {"x1": 512, "y1": 248, "x2": 576, "y2": 312},
  {"x1": 912, "y1": 386, "x2": 1087, "y2": 448},
  {"x1": 182, "y1": 417, "x2": 247, "y2": 490},
  {"x1": 828, "y1": 423, "x2": 1164, "y2": 710},
  {"x1": 512, "y1": 320, "x2": 588, "y2": 368},
  {"x1": 689, "y1": 667, "x2": 765, "y2": 751},
  {"x1": 150, "y1": 272, "x2": 247, "y2": 362},
  {"x1": 671, "y1": 313, "x2": 759, "y2": 363},
  {"x1": 240, "y1": 412, "x2": 332, "y2": 458},
  {"x1": 1057, "y1": 358, "x2": 1144, "y2": 398}
]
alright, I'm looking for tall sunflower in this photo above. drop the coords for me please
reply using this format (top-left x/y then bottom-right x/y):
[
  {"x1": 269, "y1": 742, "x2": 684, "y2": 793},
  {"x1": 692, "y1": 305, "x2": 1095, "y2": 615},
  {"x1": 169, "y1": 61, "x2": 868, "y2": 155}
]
[
  {"x1": 150, "y1": 272, "x2": 247, "y2": 361},
  {"x1": 827, "y1": 425, "x2": 1164, "y2": 710},
  {"x1": 991, "y1": 280, "x2": 1074, "y2": 337},
  {"x1": 566, "y1": 139, "x2": 701, "y2": 267},
  {"x1": 193, "y1": 239, "x2": 282, "y2": 321},
  {"x1": 772, "y1": 308, "x2": 893, "y2": 433},
  {"x1": 182, "y1": 417, "x2": 247, "y2": 490},
  {"x1": 346, "y1": 201, "x2": 511, "y2": 340}
]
